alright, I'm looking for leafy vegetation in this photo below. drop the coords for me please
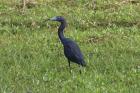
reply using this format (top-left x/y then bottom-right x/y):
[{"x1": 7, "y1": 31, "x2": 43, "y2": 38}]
[{"x1": 0, "y1": 0, "x2": 140, "y2": 93}]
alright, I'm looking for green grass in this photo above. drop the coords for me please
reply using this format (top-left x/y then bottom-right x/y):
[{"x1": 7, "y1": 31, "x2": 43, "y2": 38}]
[{"x1": 0, "y1": 0, "x2": 140, "y2": 93}]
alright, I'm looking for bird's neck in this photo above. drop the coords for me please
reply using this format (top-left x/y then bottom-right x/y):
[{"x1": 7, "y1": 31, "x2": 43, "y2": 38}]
[{"x1": 58, "y1": 21, "x2": 66, "y2": 43}]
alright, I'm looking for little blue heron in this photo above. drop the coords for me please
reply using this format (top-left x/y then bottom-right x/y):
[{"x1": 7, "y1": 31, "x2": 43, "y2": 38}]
[{"x1": 49, "y1": 16, "x2": 86, "y2": 73}]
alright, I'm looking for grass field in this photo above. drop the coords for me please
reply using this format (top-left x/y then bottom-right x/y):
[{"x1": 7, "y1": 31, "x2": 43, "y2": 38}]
[{"x1": 0, "y1": 0, "x2": 140, "y2": 93}]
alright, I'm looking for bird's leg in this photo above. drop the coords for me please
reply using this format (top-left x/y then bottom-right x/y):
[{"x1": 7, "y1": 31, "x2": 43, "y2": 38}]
[
  {"x1": 68, "y1": 60, "x2": 72, "y2": 73},
  {"x1": 68, "y1": 60, "x2": 70, "y2": 68},
  {"x1": 79, "y1": 65, "x2": 82, "y2": 74}
]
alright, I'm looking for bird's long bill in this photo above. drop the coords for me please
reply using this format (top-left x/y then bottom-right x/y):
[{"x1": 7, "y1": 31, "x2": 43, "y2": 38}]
[{"x1": 49, "y1": 16, "x2": 57, "y2": 21}]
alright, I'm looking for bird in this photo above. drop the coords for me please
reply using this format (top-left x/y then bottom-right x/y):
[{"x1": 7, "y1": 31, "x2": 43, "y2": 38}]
[{"x1": 49, "y1": 16, "x2": 86, "y2": 73}]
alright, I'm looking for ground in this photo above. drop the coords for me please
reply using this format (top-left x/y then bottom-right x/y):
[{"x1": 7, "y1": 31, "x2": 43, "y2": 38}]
[{"x1": 0, "y1": 0, "x2": 140, "y2": 93}]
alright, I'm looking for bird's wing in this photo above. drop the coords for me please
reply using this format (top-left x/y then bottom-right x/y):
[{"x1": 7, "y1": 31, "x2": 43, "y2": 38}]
[{"x1": 64, "y1": 41, "x2": 84, "y2": 60}]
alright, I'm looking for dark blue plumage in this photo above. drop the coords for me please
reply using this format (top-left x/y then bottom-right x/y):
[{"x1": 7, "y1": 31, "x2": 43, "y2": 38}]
[{"x1": 49, "y1": 16, "x2": 86, "y2": 71}]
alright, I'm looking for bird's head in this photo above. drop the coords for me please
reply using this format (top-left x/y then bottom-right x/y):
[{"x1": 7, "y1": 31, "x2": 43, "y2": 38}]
[{"x1": 49, "y1": 16, "x2": 65, "y2": 22}]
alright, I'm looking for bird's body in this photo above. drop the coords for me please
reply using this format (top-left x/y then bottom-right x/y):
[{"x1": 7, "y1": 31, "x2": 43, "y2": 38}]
[
  {"x1": 63, "y1": 38, "x2": 86, "y2": 66},
  {"x1": 49, "y1": 16, "x2": 86, "y2": 70}
]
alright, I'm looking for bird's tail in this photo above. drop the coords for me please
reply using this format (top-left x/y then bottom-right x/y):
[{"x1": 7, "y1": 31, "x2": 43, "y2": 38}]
[{"x1": 81, "y1": 60, "x2": 86, "y2": 67}]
